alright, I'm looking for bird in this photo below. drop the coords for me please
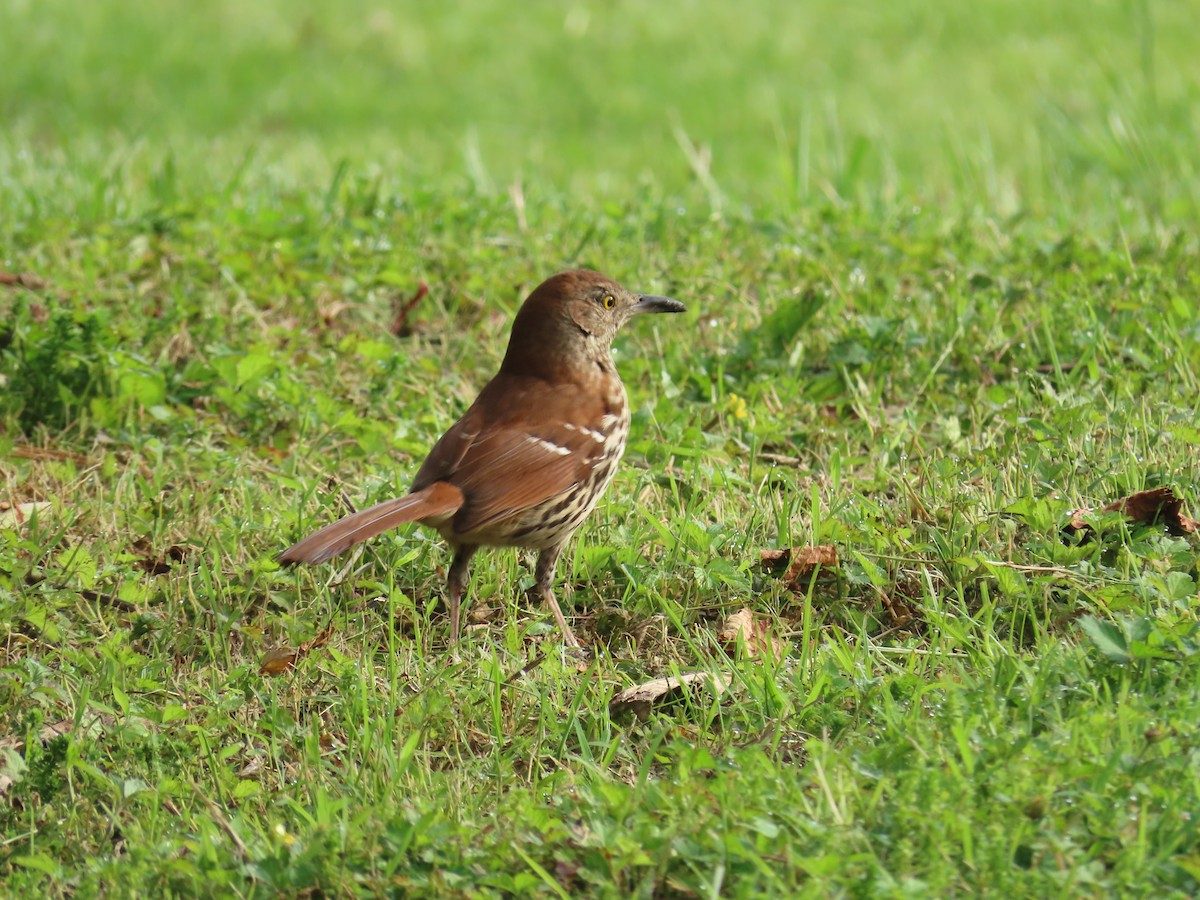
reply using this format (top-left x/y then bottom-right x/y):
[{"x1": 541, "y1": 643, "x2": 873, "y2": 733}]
[{"x1": 279, "y1": 269, "x2": 685, "y2": 648}]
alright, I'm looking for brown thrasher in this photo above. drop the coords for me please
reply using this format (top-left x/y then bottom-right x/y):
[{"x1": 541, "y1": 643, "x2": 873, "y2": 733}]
[{"x1": 279, "y1": 269, "x2": 685, "y2": 648}]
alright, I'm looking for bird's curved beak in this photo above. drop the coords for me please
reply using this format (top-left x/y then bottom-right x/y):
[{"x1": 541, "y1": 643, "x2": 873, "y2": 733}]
[{"x1": 632, "y1": 294, "x2": 686, "y2": 315}]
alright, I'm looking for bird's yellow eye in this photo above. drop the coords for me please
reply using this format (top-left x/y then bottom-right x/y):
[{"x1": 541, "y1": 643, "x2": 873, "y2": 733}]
[{"x1": 602, "y1": 294, "x2": 615, "y2": 309}]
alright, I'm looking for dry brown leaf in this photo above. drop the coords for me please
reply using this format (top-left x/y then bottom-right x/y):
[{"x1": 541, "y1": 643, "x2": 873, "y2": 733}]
[
  {"x1": 38, "y1": 719, "x2": 75, "y2": 743},
  {"x1": 759, "y1": 549, "x2": 790, "y2": 569},
  {"x1": 760, "y1": 545, "x2": 840, "y2": 588},
  {"x1": 258, "y1": 648, "x2": 298, "y2": 676},
  {"x1": 609, "y1": 672, "x2": 728, "y2": 721},
  {"x1": 468, "y1": 603, "x2": 499, "y2": 624},
  {"x1": 302, "y1": 624, "x2": 335, "y2": 652},
  {"x1": 717, "y1": 608, "x2": 785, "y2": 662},
  {"x1": 259, "y1": 624, "x2": 335, "y2": 676},
  {"x1": 1066, "y1": 487, "x2": 1198, "y2": 538},
  {"x1": 881, "y1": 594, "x2": 920, "y2": 629},
  {"x1": 0, "y1": 502, "x2": 53, "y2": 528},
  {"x1": 785, "y1": 544, "x2": 839, "y2": 588},
  {"x1": 132, "y1": 540, "x2": 190, "y2": 576},
  {"x1": 0, "y1": 271, "x2": 47, "y2": 290},
  {"x1": 318, "y1": 732, "x2": 345, "y2": 754}
]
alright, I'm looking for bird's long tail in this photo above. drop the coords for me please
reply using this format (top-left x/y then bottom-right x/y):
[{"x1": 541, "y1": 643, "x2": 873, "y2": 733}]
[{"x1": 278, "y1": 481, "x2": 463, "y2": 565}]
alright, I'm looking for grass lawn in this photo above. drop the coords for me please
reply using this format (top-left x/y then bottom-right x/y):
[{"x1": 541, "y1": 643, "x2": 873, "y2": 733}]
[{"x1": 3, "y1": 0, "x2": 1200, "y2": 895}]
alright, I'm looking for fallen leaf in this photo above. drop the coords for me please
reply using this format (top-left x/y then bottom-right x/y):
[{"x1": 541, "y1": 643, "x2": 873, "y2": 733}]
[
  {"x1": 1066, "y1": 487, "x2": 1198, "y2": 539},
  {"x1": 717, "y1": 608, "x2": 785, "y2": 662},
  {"x1": 760, "y1": 545, "x2": 840, "y2": 588},
  {"x1": 591, "y1": 605, "x2": 665, "y2": 647},
  {"x1": 132, "y1": 541, "x2": 190, "y2": 575},
  {"x1": 318, "y1": 732, "x2": 345, "y2": 754},
  {"x1": 1115, "y1": 488, "x2": 1199, "y2": 534},
  {"x1": 785, "y1": 545, "x2": 839, "y2": 588},
  {"x1": 759, "y1": 549, "x2": 790, "y2": 569},
  {"x1": 609, "y1": 672, "x2": 728, "y2": 721},
  {"x1": 0, "y1": 502, "x2": 53, "y2": 528},
  {"x1": 38, "y1": 719, "x2": 75, "y2": 743},
  {"x1": 258, "y1": 648, "x2": 298, "y2": 676},
  {"x1": 468, "y1": 603, "x2": 499, "y2": 623},
  {"x1": 258, "y1": 624, "x2": 335, "y2": 677},
  {"x1": 301, "y1": 624, "x2": 335, "y2": 653},
  {"x1": 318, "y1": 297, "x2": 353, "y2": 328},
  {"x1": 881, "y1": 594, "x2": 920, "y2": 629},
  {"x1": 0, "y1": 271, "x2": 47, "y2": 290}
]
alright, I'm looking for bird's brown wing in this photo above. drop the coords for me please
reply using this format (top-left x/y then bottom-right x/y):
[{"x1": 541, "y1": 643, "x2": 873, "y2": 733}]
[{"x1": 412, "y1": 374, "x2": 610, "y2": 536}]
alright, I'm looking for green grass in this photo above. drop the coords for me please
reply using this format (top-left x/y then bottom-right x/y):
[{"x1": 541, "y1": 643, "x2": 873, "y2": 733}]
[{"x1": 3, "y1": 0, "x2": 1200, "y2": 895}]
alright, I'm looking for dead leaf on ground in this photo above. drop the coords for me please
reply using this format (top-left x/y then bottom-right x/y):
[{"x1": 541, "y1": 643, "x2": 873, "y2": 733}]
[
  {"x1": 38, "y1": 719, "x2": 76, "y2": 743},
  {"x1": 761, "y1": 544, "x2": 840, "y2": 590},
  {"x1": 591, "y1": 605, "x2": 666, "y2": 648},
  {"x1": 258, "y1": 624, "x2": 336, "y2": 677},
  {"x1": 40, "y1": 715, "x2": 113, "y2": 746},
  {"x1": 131, "y1": 539, "x2": 190, "y2": 575},
  {"x1": 881, "y1": 594, "x2": 920, "y2": 630},
  {"x1": 258, "y1": 648, "x2": 298, "y2": 676},
  {"x1": 609, "y1": 671, "x2": 729, "y2": 721},
  {"x1": 717, "y1": 608, "x2": 785, "y2": 662},
  {"x1": 319, "y1": 731, "x2": 348, "y2": 757},
  {"x1": 0, "y1": 271, "x2": 47, "y2": 290},
  {"x1": 759, "y1": 549, "x2": 790, "y2": 569},
  {"x1": 317, "y1": 296, "x2": 353, "y2": 329},
  {"x1": 468, "y1": 603, "x2": 499, "y2": 624},
  {"x1": 1065, "y1": 487, "x2": 1198, "y2": 539},
  {"x1": 786, "y1": 545, "x2": 839, "y2": 585},
  {"x1": 0, "y1": 501, "x2": 53, "y2": 528}
]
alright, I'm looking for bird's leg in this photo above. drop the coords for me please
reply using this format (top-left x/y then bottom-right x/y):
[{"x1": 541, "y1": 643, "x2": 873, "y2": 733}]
[
  {"x1": 446, "y1": 545, "x2": 478, "y2": 645},
  {"x1": 534, "y1": 542, "x2": 580, "y2": 648}
]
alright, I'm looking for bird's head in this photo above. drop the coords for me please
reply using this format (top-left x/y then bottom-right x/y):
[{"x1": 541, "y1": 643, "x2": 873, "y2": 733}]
[{"x1": 502, "y1": 269, "x2": 685, "y2": 379}]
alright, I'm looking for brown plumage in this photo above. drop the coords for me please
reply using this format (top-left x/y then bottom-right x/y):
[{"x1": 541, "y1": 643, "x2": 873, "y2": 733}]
[{"x1": 279, "y1": 269, "x2": 685, "y2": 647}]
